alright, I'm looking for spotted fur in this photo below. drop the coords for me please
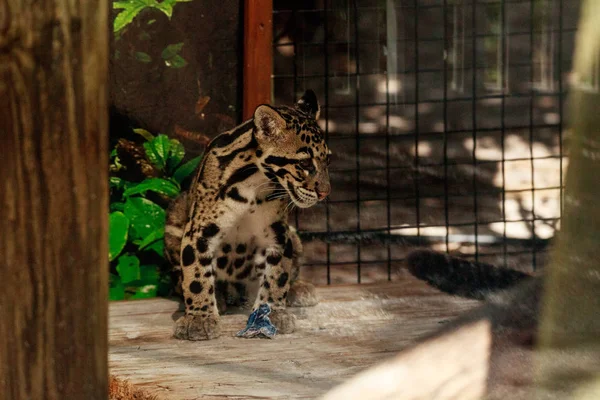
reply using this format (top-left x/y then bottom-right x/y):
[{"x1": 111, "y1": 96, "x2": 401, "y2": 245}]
[{"x1": 166, "y1": 90, "x2": 329, "y2": 340}]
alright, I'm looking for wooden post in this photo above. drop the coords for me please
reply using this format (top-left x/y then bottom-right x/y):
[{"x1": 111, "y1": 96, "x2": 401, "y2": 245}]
[
  {"x1": 0, "y1": 1, "x2": 109, "y2": 399},
  {"x1": 243, "y1": 0, "x2": 273, "y2": 119},
  {"x1": 534, "y1": 1, "x2": 600, "y2": 397}
]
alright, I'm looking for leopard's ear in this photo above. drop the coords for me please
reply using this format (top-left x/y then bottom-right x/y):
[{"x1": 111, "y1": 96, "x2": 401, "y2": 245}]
[
  {"x1": 296, "y1": 89, "x2": 320, "y2": 120},
  {"x1": 253, "y1": 105, "x2": 287, "y2": 143}
]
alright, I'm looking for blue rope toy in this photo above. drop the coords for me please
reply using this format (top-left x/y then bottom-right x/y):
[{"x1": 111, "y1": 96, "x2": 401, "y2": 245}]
[{"x1": 236, "y1": 303, "x2": 277, "y2": 339}]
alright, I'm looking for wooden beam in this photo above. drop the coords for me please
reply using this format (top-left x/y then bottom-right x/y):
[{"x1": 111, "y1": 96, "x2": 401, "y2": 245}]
[
  {"x1": 243, "y1": 0, "x2": 273, "y2": 120},
  {"x1": 0, "y1": 1, "x2": 109, "y2": 399}
]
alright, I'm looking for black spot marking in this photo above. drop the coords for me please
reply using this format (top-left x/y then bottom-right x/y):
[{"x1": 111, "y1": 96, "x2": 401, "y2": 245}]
[
  {"x1": 222, "y1": 244, "x2": 231, "y2": 253},
  {"x1": 200, "y1": 257, "x2": 212, "y2": 266},
  {"x1": 182, "y1": 245, "x2": 195, "y2": 266},
  {"x1": 268, "y1": 296, "x2": 274, "y2": 303},
  {"x1": 227, "y1": 266, "x2": 234, "y2": 276},
  {"x1": 277, "y1": 272, "x2": 289, "y2": 288},
  {"x1": 271, "y1": 221, "x2": 287, "y2": 246},
  {"x1": 267, "y1": 254, "x2": 282, "y2": 265},
  {"x1": 186, "y1": 297, "x2": 193, "y2": 305},
  {"x1": 201, "y1": 305, "x2": 209, "y2": 311},
  {"x1": 262, "y1": 281, "x2": 271, "y2": 289},
  {"x1": 217, "y1": 256, "x2": 228, "y2": 269},
  {"x1": 195, "y1": 273, "x2": 201, "y2": 278},
  {"x1": 256, "y1": 149, "x2": 263, "y2": 157},
  {"x1": 236, "y1": 244, "x2": 246, "y2": 254},
  {"x1": 209, "y1": 286, "x2": 214, "y2": 295},
  {"x1": 227, "y1": 187, "x2": 248, "y2": 203},
  {"x1": 256, "y1": 262, "x2": 266, "y2": 270},
  {"x1": 264, "y1": 155, "x2": 297, "y2": 167},
  {"x1": 203, "y1": 223, "x2": 220, "y2": 238},
  {"x1": 219, "y1": 164, "x2": 258, "y2": 198},
  {"x1": 283, "y1": 239, "x2": 294, "y2": 258},
  {"x1": 234, "y1": 258, "x2": 245, "y2": 269},
  {"x1": 204, "y1": 271, "x2": 213, "y2": 278},
  {"x1": 216, "y1": 135, "x2": 257, "y2": 168},
  {"x1": 236, "y1": 264, "x2": 254, "y2": 280},
  {"x1": 189, "y1": 281, "x2": 203, "y2": 294},
  {"x1": 196, "y1": 237, "x2": 208, "y2": 253}
]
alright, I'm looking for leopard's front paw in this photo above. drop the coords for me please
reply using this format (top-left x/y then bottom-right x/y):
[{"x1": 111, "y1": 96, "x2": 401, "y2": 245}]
[
  {"x1": 269, "y1": 308, "x2": 297, "y2": 334},
  {"x1": 174, "y1": 313, "x2": 221, "y2": 341},
  {"x1": 287, "y1": 280, "x2": 319, "y2": 307}
]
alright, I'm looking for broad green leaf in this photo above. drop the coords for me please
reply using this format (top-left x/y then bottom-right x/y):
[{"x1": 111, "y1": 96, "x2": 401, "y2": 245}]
[
  {"x1": 123, "y1": 178, "x2": 180, "y2": 198},
  {"x1": 109, "y1": 212, "x2": 129, "y2": 261},
  {"x1": 124, "y1": 197, "x2": 165, "y2": 240},
  {"x1": 135, "y1": 51, "x2": 152, "y2": 63},
  {"x1": 109, "y1": 275, "x2": 125, "y2": 301},
  {"x1": 113, "y1": 0, "x2": 147, "y2": 33},
  {"x1": 133, "y1": 128, "x2": 155, "y2": 142},
  {"x1": 110, "y1": 148, "x2": 117, "y2": 158},
  {"x1": 129, "y1": 284, "x2": 158, "y2": 299},
  {"x1": 143, "y1": 134, "x2": 171, "y2": 170},
  {"x1": 165, "y1": 54, "x2": 187, "y2": 68},
  {"x1": 110, "y1": 202, "x2": 125, "y2": 212},
  {"x1": 146, "y1": 239, "x2": 165, "y2": 257},
  {"x1": 116, "y1": 254, "x2": 141, "y2": 284},
  {"x1": 167, "y1": 139, "x2": 185, "y2": 172},
  {"x1": 172, "y1": 156, "x2": 201, "y2": 183},
  {"x1": 153, "y1": 0, "x2": 192, "y2": 18},
  {"x1": 154, "y1": 2, "x2": 175, "y2": 18},
  {"x1": 140, "y1": 264, "x2": 160, "y2": 283},
  {"x1": 137, "y1": 227, "x2": 165, "y2": 250},
  {"x1": 161, "y1": 42, "x2": 184, "y2": 60}
]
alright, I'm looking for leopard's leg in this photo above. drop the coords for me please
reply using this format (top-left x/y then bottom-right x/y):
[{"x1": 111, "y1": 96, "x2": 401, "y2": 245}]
[
  {"x1": 286, "y1": 226, "x2": 318, "y2": 307},
  {"x1": 173, "y1": 221, "x2": 222, "y2": 341},
  {"x1": 253, "y1": 235, "x2": 297, "y2": 334}
]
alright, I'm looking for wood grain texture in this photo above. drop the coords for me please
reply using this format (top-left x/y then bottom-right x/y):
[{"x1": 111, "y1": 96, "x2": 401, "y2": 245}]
[
  {"x1": 109, "y1": 279, "x2": 482, "y2": 399},
  {"x1": 243, "y1": 0, "x2": 273, "y2": 120},
  {"x1": 0, "y1": 1, "x2": 109, "y2": 399}
]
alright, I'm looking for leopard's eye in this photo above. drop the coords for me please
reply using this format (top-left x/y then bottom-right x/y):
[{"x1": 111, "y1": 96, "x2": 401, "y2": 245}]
[{"x1": 299, "y1": 158, "x2": 315, "y2": 172}]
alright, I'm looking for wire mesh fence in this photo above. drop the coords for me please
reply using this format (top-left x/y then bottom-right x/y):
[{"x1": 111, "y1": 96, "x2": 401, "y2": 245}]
[{"x1": 272, "y1": 0, "x2": 578, "y2": 284}]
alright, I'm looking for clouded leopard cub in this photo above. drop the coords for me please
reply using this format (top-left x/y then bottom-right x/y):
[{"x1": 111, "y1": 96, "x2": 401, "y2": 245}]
[{"x1": 164, "y1": 90, "x2": 331, "y2": 340}]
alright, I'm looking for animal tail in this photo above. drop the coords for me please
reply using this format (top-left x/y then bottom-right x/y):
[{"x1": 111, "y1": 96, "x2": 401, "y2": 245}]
[{"x1": 406, "y1": 249, "x2": 532, "y2": 300}]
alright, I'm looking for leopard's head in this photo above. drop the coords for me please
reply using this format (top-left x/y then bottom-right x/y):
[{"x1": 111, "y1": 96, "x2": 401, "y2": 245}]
[{"x1": 254, "y1": 90, "x2": 331, "y2": 208}]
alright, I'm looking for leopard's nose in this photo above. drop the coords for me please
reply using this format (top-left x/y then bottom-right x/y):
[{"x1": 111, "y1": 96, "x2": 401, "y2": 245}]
[{"x1": 316, "y1": 186, "x2": 330, "y2": 200}]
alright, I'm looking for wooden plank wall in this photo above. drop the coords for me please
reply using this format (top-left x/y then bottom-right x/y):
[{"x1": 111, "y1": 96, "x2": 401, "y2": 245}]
[
  {"x1": 243, "y1": 0, "x2": 273, "y2": 119},
  {"x1": 0, "y1": 1, "x2": 110, "y2": 399}
]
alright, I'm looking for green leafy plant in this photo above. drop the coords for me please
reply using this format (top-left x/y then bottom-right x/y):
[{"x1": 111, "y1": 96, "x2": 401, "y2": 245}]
[
  {"x1": 113, "y1": 0, "x2": 194, "y2": 33},
  {"x1": 109, "y1": 130, "x2": 201, "y2": 300},
  {"x1": 113, "y1": 0, "x2": 191, "y2": 68}
]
